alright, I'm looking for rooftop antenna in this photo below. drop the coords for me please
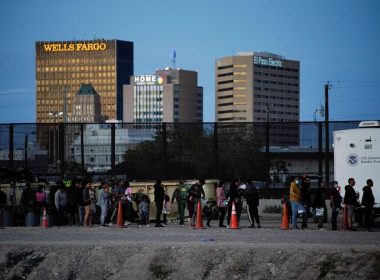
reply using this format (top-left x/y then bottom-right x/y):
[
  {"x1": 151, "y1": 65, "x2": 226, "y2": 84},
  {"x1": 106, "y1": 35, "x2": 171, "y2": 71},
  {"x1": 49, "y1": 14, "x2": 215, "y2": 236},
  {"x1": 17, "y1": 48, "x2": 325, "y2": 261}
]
[{"x1": 171, "y1": 47, "x2": 176, "y2": 68}]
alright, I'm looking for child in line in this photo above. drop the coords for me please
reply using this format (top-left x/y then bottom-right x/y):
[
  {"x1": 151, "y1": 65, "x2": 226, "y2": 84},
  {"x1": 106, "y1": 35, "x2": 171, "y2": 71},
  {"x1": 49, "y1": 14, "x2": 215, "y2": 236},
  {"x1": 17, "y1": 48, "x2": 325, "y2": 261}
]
[
  {"x1": 163, "y1": 195, "x2": 171, "y2": 225},
  {"x1": 139, "y1": 195, "x2": 150, "y2": 227}
]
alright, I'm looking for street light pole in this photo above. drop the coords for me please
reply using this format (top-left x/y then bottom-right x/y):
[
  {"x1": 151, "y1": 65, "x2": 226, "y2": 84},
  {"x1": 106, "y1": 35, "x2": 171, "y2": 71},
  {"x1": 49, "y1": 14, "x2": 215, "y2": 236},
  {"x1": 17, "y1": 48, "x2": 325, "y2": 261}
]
[
  {"x1": 266, "y1": 104, "x2": 270, "y2": 189},
  {"x1": 324, "y1": 83, "x2": 331, "y2": 184}
]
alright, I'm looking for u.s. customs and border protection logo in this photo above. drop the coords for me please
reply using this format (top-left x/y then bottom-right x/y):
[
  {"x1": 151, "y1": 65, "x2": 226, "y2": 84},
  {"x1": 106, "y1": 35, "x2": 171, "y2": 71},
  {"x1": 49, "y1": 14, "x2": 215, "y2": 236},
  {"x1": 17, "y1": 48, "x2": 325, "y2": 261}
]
[{"x1": 347, "y1": 154, "x2": 359, "y2": 166}]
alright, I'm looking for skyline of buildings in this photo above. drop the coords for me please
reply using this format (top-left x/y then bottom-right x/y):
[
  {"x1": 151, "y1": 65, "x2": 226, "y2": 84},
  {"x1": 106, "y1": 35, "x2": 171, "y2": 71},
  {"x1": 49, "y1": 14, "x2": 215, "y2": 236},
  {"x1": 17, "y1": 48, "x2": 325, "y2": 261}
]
[{"x1": 35, "y1": 38, "x2": 302, "y2": 125}]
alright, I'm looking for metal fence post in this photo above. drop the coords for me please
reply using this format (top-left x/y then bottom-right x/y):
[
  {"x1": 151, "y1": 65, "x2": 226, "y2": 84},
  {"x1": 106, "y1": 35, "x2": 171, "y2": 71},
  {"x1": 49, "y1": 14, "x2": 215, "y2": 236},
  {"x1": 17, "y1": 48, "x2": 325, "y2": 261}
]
[
  {"x1": 111, "y1": 123, "x2": 116, "y2": 176},
  {"x1": 80, "y1": 123, "x2": 85, "y2": 174},
  {"x1": 214, "y1": 123, "x2": 218, "y2": 179},
  {"x1": 9, "y1": 124, "x2": 14, "y2": 169},
  {"x1": 59, "y1": 123, "x2": 65, "y2": 179},
  {"x1": 162, "y1": 122, "x2": 167, "y2": 179},
  {"x1": 318, "y1": 122, "x2": 323, "y2": 185}
]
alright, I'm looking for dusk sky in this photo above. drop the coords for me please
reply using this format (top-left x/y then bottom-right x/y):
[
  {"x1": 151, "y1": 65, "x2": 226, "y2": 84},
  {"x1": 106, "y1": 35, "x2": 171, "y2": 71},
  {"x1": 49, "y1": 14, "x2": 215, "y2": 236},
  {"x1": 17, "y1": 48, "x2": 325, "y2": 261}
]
[{"x1": 0, "y1": 0, "x2": 379, "y2": 123}]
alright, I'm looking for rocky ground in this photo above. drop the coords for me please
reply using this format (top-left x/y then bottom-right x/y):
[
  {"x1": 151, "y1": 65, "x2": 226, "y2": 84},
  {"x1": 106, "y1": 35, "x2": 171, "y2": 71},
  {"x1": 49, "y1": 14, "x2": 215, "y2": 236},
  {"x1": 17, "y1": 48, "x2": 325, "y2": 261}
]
[{"x1": 1, "y1": 219, "x2": 379, "y2": 279}]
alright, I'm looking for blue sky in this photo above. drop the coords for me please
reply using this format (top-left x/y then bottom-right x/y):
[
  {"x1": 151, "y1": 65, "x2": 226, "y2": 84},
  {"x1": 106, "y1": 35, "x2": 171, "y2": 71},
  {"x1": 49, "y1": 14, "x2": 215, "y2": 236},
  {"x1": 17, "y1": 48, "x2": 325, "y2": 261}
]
[{"x1": 0, "y1": 0, "x2": 379, "y2": 123}]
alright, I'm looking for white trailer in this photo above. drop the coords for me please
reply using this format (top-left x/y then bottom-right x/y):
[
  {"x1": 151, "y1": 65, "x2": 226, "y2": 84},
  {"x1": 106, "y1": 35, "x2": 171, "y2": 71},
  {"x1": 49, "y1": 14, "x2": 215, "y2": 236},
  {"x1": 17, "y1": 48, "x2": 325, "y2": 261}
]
[{"x1": 333, "y1": 121, "x2": 380, "y2": 208}]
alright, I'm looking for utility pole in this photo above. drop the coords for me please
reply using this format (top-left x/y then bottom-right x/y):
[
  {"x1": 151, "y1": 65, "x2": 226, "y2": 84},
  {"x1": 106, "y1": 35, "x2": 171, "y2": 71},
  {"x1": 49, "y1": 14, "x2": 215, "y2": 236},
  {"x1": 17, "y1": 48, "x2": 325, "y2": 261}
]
[{"x1": 324, "y1": 82, "x2": 332, "y2": 184}]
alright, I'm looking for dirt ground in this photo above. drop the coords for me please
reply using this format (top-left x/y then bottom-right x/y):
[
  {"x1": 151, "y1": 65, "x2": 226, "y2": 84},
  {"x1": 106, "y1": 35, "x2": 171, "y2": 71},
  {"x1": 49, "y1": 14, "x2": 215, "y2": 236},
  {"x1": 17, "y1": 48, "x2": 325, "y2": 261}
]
[{"x1": 1, "y1": 220, "x2": 380, "y2": 280}]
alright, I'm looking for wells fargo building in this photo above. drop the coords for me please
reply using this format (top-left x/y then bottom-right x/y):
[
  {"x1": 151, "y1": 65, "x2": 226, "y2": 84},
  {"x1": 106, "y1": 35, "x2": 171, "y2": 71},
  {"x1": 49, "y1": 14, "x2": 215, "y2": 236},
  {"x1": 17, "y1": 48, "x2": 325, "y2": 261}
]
[{"x1": 35, "y1": 39, "x2": 133, "y2": 123}]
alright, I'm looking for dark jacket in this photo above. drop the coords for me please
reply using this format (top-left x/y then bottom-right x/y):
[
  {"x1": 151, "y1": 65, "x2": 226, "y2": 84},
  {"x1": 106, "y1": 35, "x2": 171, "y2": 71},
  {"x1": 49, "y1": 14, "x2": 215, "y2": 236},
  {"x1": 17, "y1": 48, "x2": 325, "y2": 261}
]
[
  {"x1": 313, "y1": 188, "x2": 326, "y2": 208},
  {"x1": 21, "y1": 187, "x2": 36, "y2": 210},
  {"x1": 75, "y1": 186, "x2": 84, "y2": 206},
  {"x1": 301, "y1": 182, "x2": 311, "y2": 205},
  {"x1": 189, "y1": 183, "x2": 205, "y2": 199},
  {"x1": 0, "y1": 190, "x2": 7, "y2": 205},
  {"x1": 154, "y1": 184, "x2": 165, "y2": 203},
  {"x1": 344, "y1": 185, "x2": 357, "y2": 206},
  {"x1": 244, "y1": 183, "x2": 259, "y2": 206},
  {"x1": 362, "y1": 186, "x2": 375, "y2": 207}
]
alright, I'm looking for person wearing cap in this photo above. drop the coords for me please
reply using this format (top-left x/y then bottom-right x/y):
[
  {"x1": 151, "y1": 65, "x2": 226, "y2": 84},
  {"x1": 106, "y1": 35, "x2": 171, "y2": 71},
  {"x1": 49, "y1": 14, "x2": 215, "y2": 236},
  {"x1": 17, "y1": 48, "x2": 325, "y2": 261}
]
[
  {"x1": 188, "y1": 179, "x2": 205, "y2": 226},
  {"x1": 171, "y1": 179, "x2": 189, "y2": 225}
]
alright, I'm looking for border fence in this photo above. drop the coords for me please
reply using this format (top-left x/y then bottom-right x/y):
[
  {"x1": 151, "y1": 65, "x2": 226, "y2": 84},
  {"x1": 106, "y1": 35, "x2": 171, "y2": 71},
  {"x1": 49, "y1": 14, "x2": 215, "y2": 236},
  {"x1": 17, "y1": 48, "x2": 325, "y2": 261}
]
[{"x1": 0, "y1": 121, "x2": 360, "y2": 184}]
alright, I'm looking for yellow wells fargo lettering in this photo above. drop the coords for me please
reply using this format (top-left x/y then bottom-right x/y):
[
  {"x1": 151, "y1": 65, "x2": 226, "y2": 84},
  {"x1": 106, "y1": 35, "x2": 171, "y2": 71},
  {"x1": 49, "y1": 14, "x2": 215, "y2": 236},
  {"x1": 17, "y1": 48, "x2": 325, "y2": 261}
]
[{"x1": 43, "y1": 43, "x2": 107, "y2": 52}]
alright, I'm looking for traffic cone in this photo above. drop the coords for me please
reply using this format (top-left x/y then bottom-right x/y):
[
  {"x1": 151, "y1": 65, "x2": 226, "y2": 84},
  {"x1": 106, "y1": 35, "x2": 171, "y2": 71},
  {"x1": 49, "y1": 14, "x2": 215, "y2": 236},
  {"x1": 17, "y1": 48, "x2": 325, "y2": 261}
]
[
  {"x1": 229, "y1": 201, "x2": 240, "y2": 229},
  {"x1": 342, "y1": 205, "x2": 349, "y2": 230},
  {"x1": 116, "y1": 201, "x2": 124, "y2": 228},
  {"x1": 194, "y1": 200, "x2": 205, "y2": 229},
  {"x1": 281, "y1": 202, "x2": 289, "y2": 230},
  {"x1": 41, "y1": 207, "x2": 49, "y2": 228}
]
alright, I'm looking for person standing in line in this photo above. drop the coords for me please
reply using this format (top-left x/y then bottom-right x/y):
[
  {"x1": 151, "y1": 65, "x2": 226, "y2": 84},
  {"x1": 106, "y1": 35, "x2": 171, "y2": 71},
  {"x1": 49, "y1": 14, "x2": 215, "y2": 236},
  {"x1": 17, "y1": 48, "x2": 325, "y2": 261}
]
[
  {"x1": 344, "y1": 178, "x2": 357, "y2": 231},
  {"x1": 139, "y1": 195, "x2": 150, "y2": 227},
  {"x1": 55, "y1": 184, "x2": 68, "y2": 226},
  {"x1": 97, "y1": 182, "x2": 111, "y2": 227},
  {"x1": 162, "y1": 195, "x2": 171, "y2": 225},
  {"x1": 189, "y1": 179, "x2": 206, "y2": 226},
  {"x1": 83, "y1": 181, "x2": 92, "y2": 227},
  {"x1": 154, "y1": 179, "x2": 165, "y2": 227},
  {"x1": 88, "y1": 184, "x2": 97, "y2": 226},
  {"x1": 362, "y1": 179, "x2": 375, "y2": 232},
  {"x1": 66, "y1": 180, "x2": 77, "y2": 226},
  {"x1": 226, "y1": 179, "x2": 242, "y2": 227},
  {"x1": 0, "y1": 186, "x2": 7, "y2": 228},
  {"x1": 300, "y1": 175, "x2": 311, "y2": 229},
  {"x1": 9, "y1": 182, "x2": 17, "y2": 212},
  {"x1": 76, "y1": 180, "x2": 85, "y2": 226},
  {"x1": 289, "y1": 176, "x2": 301, "y2": 230},
  {"x1": 313, "y1": 182, "x2": 327, "y2": 230},
  {"x1": 187, "y1": 192, "x2": 195, "y2": 227},
  {"x1": 245, "y1": 179, "x2": 261, "y2": 228},
  {"x1": 216, "y1": 181, "x2": 227, "y2": 227},
  {"x1": 329, "y1": 181, "x2": 342, "y2": 231},
  {"x1": 171, "y1": 179, "x2": 189, "y2": 225}
]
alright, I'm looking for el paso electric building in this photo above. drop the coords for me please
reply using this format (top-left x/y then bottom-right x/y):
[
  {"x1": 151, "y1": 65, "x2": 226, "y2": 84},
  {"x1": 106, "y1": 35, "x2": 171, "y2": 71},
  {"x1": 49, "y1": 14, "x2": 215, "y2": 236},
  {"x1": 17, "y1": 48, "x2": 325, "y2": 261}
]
[
  {"x1": 35, "y1": 39, "x2": 133, "y2": 123},
  {"x1": 215, "y1": 52, "x2": 300, "y2": 145},
  {"x1": 215, "y1": 52, "x2": 300, "y2": 123}
]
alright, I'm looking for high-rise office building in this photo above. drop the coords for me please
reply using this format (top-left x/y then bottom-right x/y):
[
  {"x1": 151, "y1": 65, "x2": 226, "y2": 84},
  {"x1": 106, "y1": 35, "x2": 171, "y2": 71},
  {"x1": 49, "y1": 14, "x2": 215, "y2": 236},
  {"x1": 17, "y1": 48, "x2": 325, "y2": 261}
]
[
  {"x1": 123, "y1": 68, "x2": 203, "y2": 123},
  {"x1": 215, "y1": 52, "x2": 300, "y2": 122},
  {"x1": 35, "y1": 39, "x2": 133, "y2": 123},
  {"x1": 70, "y1": 84, "x2": 101, "y2": 123}
]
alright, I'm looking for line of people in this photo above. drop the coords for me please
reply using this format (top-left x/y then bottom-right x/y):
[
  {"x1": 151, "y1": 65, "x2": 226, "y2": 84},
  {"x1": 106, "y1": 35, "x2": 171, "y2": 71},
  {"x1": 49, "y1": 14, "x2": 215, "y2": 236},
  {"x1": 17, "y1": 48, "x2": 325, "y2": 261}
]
[{"x1": 288, "y1": 175, "x2": 375, "y2": 231}]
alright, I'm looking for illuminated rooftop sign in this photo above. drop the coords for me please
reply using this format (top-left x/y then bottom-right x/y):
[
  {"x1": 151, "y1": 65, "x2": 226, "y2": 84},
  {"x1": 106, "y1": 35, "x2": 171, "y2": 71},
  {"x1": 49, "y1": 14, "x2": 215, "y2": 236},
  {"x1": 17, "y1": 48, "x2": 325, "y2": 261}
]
[
  {"x1": 43, "y1": 42, "x2": 107, "y2": 52},
  {"x1": 134, "y1": 75, "x2": 164, "y2": 85},
  {"x1": 254, "y1": 56, "x2": 283, "y2": 68}
]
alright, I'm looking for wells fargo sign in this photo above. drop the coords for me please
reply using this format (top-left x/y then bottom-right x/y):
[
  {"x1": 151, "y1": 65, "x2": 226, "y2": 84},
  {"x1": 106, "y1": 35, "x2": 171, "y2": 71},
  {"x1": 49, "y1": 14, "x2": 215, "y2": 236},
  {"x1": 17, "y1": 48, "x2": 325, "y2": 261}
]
[{"x1": 43, "y1": 42, "x2": 107, "y2": 52}]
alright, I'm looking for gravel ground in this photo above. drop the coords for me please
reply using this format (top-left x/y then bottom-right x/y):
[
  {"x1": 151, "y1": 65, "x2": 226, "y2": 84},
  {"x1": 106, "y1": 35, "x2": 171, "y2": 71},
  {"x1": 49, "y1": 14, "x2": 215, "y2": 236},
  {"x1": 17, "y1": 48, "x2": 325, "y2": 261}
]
[{"x1": 1, "y1": 218, "x2": 380, "y2": 279}]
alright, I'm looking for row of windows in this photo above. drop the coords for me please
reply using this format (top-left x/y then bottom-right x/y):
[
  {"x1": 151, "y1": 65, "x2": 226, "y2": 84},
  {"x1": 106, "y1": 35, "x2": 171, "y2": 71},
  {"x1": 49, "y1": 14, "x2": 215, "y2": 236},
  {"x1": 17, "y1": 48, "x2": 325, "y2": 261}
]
[
  {"x1": 218, "y1": 109, "x2": 247, "y2": 114},
  {"x1": 254, "y1": 79, "x2": 298, "y2": 87},
  {"x1": 255, "y1": 110, "x2": 299, "y2": 116},
  {"x1": 255, "y1": 95, "x2": 298, "y2": 102},
  {"x1": 37, "y1": 57, "x2": 116, "y2": 66},
  {"x1": 37, "y1": 79, "x2": 115, "y2": 86},
  {"x1": 254, "y1": 72, "x2": 298, "y2": 80},
  {"x1": 37, "y1": 65, "x2": 116, "y2": 72},
  {"x1": 254, "y1": 87, "x2": 299, "y2": 94}
]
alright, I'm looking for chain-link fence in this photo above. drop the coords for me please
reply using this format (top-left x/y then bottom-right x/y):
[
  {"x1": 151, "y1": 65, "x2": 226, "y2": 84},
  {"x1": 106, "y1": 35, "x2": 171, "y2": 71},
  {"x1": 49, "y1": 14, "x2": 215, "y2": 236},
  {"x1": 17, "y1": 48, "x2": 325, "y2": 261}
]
[{"x1": 0, "y1": 121, "x2": 360, "y2": 184}]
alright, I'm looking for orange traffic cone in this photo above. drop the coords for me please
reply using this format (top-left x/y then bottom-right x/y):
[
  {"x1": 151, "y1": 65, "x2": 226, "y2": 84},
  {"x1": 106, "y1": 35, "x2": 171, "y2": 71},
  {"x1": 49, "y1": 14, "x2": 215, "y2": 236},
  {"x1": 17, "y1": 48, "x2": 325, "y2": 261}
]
[
  {"x1": 281, "y1": 202, "x2": 289, "y2": 230},
  {"x1": 342, "y1": 205, "x2": 349, "y2": 230},
  {"x1": 41, "y1": 207, "x2": 49, "y2": 228},
  {"x1": 116, "y1": 201, "x2": 124, "y2": 228},
  {"x1": 229, "y1": 201, "x2": 240, "y2": 229},
  {"x1": 194, "y1": 200, "x2": 205, "y2": 229}
]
